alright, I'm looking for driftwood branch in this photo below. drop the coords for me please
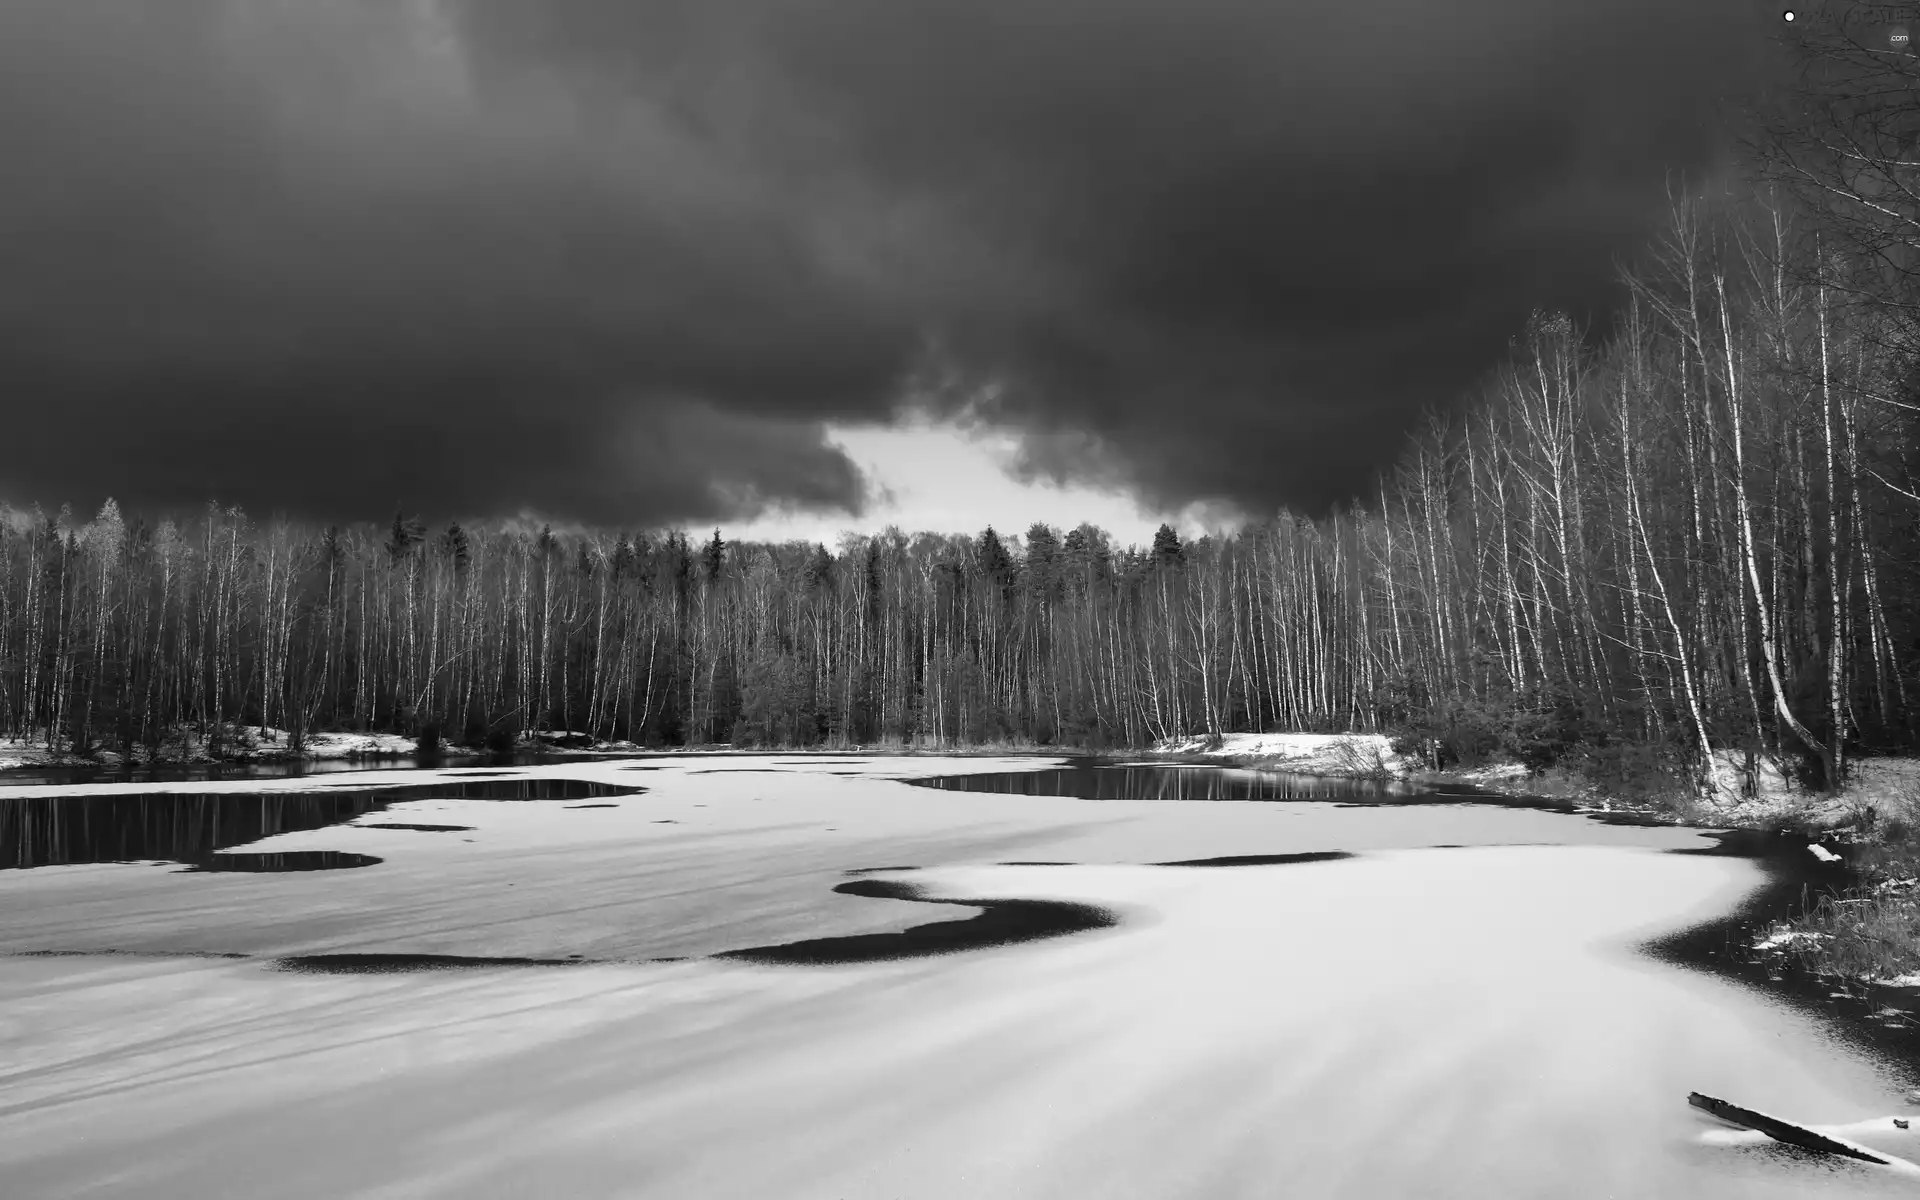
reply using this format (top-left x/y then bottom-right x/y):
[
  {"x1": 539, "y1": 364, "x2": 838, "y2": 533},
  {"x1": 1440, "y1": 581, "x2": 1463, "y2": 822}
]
[{"x1": 1689, "y1": 1091, "x2": 1920, "y2": 1174}]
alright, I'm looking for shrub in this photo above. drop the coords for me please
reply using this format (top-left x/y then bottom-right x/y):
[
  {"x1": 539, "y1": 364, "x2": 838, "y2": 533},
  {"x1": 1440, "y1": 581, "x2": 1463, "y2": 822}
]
[
  {"x1": 415, "y1": 722, "x2": 443, "y2": 754},
  {"x1": 1387, "y1": 680, "x2": 1631, "y2": 778},
  {"x1": 1330, "y1": 737, "x2": 1395, "y2": 780},
  {"x1": 1503, "y1": 687, "x2": 1590, "y2": 776},
  {"x1": 1389, "y1": 695, "x2": 1506, "y2": 770},
  {"x1": 1565, "y1": 737, "x2": 1691, "y2": 807}
]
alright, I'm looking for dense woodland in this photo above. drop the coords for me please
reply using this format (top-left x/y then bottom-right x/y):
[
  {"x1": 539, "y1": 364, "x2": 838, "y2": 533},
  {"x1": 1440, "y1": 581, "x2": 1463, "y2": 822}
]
[{"x1": 5, "y1": 17, "x2": 1920, "y2": 794}]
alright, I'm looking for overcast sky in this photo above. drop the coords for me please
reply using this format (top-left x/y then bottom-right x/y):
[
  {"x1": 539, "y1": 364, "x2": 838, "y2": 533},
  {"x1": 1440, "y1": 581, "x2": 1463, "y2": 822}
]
[{"x1": 0, "y1": 0, "x2": 1782, "y2": 543}]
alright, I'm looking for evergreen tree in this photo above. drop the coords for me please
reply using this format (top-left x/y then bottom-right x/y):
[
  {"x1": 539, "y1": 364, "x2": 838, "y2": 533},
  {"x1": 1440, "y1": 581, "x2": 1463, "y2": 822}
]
[
  {"x1": 977, "y1": 526, "x2": 1016, "y2": 592},
  {"x1": 439, "y1": 523, "x2": 471, "y2": 571},
  {"x1": 386, "y1": 512, "x2": 425, "y2": 563},
  {"x1": 1151, "y1": 523, "x2": 1184, "y2": 567}
]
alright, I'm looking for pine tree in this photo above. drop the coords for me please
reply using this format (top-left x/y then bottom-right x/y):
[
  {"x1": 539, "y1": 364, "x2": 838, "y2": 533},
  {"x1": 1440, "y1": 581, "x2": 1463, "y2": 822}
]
[
  {"x1": 439, "y1": 523, "x2": 471, "y2": 570},
  {"x1": 977, "y1": 526, "x2": 1016, "y2": 593},
  {"x1": 386, "y1": 512, "x2": 425, "y2": 563},
  {"x1": 1151, "y1": 523, "x2": 1185, "y2": 567}
]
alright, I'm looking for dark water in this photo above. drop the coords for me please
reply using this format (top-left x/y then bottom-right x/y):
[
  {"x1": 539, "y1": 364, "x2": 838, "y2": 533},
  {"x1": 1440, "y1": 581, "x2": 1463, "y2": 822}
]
[
  {"x1": 183, "y1": 851, "x2": 385, "y2": 872},
  {"x1": 1153, "y1": 850, "x2": 1355, "y2": 868},
  {"x1": 714, "y1": 877, "x2": 1119, "y2": 965},
  {"x1": 0, "y1": 751, "x2": 634, "y2": 789},
  {"x1": 356, "y1": 822, "x2": 475, "y2": 832},
  {"x1": 0, "y1": 777, "x2": 640, "y2": 872},
  {"x1": 275, "y1": 952, "x2": 594, "y2": 973},
  {"x1": 1648, "y1": 829, "x2": 1920, "y2": 1074},
  {"x1": 715, "y1": 852, "x2": 1359, "y2": 965},
  {"x1": 907, "y1": 760, "x2": 1525, "y2": 806}
]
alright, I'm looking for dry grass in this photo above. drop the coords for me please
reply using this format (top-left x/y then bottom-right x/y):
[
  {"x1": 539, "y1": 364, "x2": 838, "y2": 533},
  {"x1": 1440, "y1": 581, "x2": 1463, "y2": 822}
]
[
  {"x1": 1858, "y1": 776, "x2": 1920, "y2": 842},
  {"x1": 1784, "y1": 885, "x2": 1920, "y2": 983},
  {"x1": 1499, "y1": 767, "x2": 1592, "y2": 802},
  {"x1": 1325, "y1": 738, "x2": 1395, "y2": 780},
  {"x1": 1777, "y1": 829, "x2": 1920, "y2": 983}
]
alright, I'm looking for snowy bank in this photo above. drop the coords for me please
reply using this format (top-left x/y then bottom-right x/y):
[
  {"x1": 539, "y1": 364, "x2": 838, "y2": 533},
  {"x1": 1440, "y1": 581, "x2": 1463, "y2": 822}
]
[
  {"x1": 0, "y1": 726, "x2": 670, "y2": 773},
  {"x1": 1151, "y1": 731, "x2": 1414, "y2": 778},
  {"x1": 1690, "y1": 753, "x2": 1920, "y2": 830},
  {"x1": 0, "y1": 727, "x2": 451, "y2": 772},
  {"x1": 1153, "y1": 735, "x2": 1920, "y2": 836}
]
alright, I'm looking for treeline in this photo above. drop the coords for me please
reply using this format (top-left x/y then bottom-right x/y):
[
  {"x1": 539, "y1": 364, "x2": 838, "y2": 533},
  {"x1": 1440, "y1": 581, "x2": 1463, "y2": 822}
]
[
  {"x1": 0, "y1": 502, "x2": 1384, "y2": 757},
  {"x1": 4, "y1": 13, "x2": 1920, "y2": 792}
]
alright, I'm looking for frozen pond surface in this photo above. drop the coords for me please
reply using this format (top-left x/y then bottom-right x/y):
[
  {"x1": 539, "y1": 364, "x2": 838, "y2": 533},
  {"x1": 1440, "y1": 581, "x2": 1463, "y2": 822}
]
[{"x1": 3, "y1": 755, "x2": 1919, "y2": 1197}]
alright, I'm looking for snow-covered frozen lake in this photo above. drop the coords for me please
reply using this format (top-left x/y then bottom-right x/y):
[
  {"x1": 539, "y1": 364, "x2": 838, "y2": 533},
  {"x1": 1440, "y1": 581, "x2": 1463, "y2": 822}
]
[{"x1": 3, "y1": 755, "x2": 1917, "y2": 1197}]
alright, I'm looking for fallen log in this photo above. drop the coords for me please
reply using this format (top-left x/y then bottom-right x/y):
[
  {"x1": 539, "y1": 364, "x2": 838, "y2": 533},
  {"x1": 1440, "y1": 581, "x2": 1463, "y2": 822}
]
[{"x1": 1689, "y1": 1092, "x2": 1899, "y2": 1166}]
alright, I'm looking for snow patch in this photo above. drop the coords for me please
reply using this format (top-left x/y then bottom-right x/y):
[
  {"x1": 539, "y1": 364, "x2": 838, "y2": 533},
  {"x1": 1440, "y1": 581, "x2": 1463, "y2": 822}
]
[
  {"x1": 1151, "y1": 732, "x2": 1411, "y2": 778},
  {"x1": 293, "y1": 730, "x2": 426, "y2": 759},
  {"x1": 1455, "y1": 763, "x2": 1531, "y2": 783},
  {"x1": 1753, "y1": 926, "x2": 1831, "y2": 953}
]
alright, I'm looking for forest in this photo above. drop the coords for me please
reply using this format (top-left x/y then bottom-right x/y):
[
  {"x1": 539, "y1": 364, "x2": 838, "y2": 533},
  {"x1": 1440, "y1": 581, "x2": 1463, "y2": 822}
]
[{"x1": 3, "y1": 19, "x2": 1918, "y2": 796}]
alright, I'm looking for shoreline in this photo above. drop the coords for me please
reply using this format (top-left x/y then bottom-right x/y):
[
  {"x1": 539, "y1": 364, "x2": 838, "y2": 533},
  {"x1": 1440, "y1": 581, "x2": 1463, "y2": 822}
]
[
  {"x1": 11, "y1": 726, "x2": 1914, "y2": 976},
  {"x1": 1149, "y1": 730, "x2": 1920, "y2": 830},
  {"x1": 8, "y1": 731, "x2": 1920, "y2": 1082},
  {"x1": 0, "y1": 729, "x2": 1116, "y2": 776},
  {"x1": 1150, "y1": 731, "x2": 1920, "y2": 1071}
]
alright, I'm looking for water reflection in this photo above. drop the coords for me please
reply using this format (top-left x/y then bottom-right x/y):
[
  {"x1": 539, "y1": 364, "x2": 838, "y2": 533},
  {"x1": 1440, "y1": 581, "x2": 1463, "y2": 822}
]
[
  {"x1": 354, "y1": 823, "x2": 474, "y2": 833},
  {"x1": 0, "y1": 778, "x2": 639, "y2": 872},
  {"x1": 910, "y1": 761, "x2": 1414, "y2": 802},
  {"x1": 183, "y1": 851, "x2": 384, "y2": 872},
  {"x1": 0, "y1": 751, "x2": 628, "y2": 789}
]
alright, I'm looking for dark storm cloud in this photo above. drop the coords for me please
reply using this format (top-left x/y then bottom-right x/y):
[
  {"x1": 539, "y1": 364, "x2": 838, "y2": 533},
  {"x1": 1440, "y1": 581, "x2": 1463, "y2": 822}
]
[{"x1": 1, "y1": 0, "x2": 1772, "y2": 525}]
